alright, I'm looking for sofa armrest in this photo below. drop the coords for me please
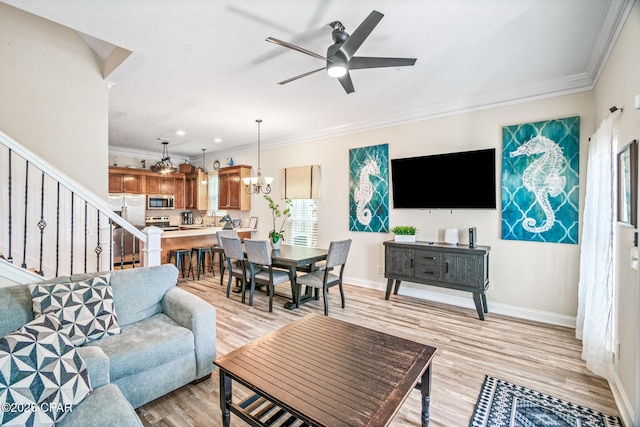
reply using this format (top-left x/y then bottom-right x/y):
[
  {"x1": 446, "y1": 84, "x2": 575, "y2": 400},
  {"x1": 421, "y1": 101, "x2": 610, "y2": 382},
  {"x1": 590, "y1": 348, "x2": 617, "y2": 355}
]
[
  {"x1": 162, "y1": 287, "x2": 216, "y2": 379},
  {"x1": 75, "y1": 346, "x2": 110, "y2": 388}
]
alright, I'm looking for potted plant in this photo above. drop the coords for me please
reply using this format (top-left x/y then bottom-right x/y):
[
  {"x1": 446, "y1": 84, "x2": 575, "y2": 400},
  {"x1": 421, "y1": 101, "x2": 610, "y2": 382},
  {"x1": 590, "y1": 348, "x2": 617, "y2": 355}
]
[
  {"x1": 391, "y1": 225, "x2": 417, "y2": 242},
  {"x1": 265, "y1": 195, "x2": 292, "y2": 249}
]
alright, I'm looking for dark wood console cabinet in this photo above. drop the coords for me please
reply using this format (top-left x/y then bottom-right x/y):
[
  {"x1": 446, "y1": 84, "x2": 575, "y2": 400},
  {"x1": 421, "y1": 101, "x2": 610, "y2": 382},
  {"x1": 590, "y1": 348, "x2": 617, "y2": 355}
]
[{"x1": 384, "y1": 240, "x2": 491, "y2": 320}]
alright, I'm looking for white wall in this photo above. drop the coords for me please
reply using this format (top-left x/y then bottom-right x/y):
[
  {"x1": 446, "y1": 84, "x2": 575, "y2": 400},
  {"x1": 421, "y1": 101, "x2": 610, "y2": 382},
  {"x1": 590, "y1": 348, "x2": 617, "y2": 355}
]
[
  {"x1": 232, "y1": 91, "x2": 593, "y2": 325},
  {"x1": 0, "y1": 3, "x2": 109, "y2": 197},
  {"x1": 593, "y1": 3, "x2": 640, "y2": 424}
]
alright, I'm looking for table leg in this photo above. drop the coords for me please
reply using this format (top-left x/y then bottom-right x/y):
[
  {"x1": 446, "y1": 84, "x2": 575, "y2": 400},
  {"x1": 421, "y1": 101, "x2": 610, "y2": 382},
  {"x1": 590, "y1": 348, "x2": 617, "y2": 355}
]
[
  {"x1": 472, "y1": 293, "x2": 485, "y2": 320},
  {"x1": 219, "y1": 370, "x2": 232, "y2": 427},
  {"x1": 420, "y1": 364, "x2": 432, "y2": 427},
  {"x1": 385, "y1": 278, "x2": 394, "y2": 299},
  {"x1": 284, "y1": 265, "x2": 301, "y2": 310}
]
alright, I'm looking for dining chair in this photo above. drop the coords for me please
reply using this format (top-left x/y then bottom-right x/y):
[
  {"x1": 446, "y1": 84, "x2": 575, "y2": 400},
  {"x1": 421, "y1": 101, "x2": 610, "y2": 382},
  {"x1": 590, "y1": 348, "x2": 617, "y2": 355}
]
[
  {"x1": 219, "y1": 236, "x2": 252, "y2": 299},
  {"x1": 244, "y1": 239, "x2": 292, "y2": 312},
  {"x1": 294, "y1": 239, "x2": 352, "y2": 315},
  {"x1": 216, "y1": 230, "x2": 239, "y2": 286}
]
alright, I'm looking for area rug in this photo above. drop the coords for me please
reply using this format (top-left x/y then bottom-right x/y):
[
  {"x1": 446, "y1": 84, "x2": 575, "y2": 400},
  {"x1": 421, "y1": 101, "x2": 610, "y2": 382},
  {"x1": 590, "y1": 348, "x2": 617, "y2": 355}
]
[{"x1": 470, "y1": 376, "x2": 623, "y2": 427}]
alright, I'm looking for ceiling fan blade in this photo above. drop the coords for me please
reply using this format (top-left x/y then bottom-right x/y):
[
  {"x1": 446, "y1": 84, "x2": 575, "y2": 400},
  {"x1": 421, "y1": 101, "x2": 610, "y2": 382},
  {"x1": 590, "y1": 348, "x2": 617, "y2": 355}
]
[
  {"x1": 266, "y1": 37, "x2": 327, "y2": 61},
  {"x1": 277, "y1": 67, "x2": 325, "y2": 85},
  {"x1": 338, "y1": 71, "x2": 355, "y2": 94},
  {"x1": 349, "y1": 56, "x2": 417, "y2": 70},
  {"x1": 338, "y1": 10, "x2": 384, "y2": 61}
]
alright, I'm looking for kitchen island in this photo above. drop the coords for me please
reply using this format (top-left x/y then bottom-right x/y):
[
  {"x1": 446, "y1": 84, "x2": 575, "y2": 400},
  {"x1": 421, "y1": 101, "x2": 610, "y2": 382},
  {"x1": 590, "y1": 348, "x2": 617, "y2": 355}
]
[{"x1": 160, "y1": 226, "x2": 255, "y2": 268}]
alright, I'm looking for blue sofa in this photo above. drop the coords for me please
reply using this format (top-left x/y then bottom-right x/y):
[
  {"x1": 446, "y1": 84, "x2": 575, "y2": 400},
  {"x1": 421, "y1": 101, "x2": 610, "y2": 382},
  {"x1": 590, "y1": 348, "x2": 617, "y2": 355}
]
[{"x1": 0, "y1": 264, "x2": 217, "y2": 426}]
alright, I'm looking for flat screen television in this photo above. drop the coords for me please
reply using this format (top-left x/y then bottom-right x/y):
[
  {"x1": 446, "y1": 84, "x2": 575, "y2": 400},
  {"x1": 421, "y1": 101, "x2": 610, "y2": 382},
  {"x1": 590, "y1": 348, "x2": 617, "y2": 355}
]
[{"x1": 391, "y1": 148, "x2": 496, "y2": 209}]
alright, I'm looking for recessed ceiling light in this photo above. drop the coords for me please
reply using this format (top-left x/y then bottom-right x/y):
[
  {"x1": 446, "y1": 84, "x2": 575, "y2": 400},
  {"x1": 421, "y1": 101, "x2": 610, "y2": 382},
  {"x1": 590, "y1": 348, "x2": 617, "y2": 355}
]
[
  {"x1": 214, "y1": 138, "x2": 223, "y2": 143},
  {"x1": 176, "y1": 129, "x2": 186, "y2": 136}
]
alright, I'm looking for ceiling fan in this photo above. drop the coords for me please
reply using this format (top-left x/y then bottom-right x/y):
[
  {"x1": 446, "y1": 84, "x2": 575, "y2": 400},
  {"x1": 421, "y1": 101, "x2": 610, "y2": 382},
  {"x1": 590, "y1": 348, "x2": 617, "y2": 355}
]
[{"x1": 266, "y1": 10, "x2": 417, "y2": 94}]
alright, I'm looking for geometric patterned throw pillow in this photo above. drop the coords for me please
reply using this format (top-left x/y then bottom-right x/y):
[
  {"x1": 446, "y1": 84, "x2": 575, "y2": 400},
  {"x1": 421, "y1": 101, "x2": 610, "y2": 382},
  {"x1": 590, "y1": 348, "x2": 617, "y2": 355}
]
[
  {"x1": 0, "y1": 314, "x2": 92, "y2": 426},
  {"x1": 30, "y1": 274, "x2": 121, "y2": 346}
]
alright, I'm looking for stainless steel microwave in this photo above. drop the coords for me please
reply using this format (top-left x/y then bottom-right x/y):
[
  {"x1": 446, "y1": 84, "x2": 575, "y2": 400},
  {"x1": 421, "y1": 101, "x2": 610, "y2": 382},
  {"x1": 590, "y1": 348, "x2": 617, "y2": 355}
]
[{"x1": 147, "y1": 195, "x2": 175, "y2": 209}]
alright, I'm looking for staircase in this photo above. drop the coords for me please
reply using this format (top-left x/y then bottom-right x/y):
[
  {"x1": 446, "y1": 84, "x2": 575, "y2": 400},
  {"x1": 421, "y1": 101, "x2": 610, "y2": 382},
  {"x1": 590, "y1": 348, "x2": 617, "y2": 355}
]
[{"x1": 0, "y1": 130, "x2": 162, "y2": 286}]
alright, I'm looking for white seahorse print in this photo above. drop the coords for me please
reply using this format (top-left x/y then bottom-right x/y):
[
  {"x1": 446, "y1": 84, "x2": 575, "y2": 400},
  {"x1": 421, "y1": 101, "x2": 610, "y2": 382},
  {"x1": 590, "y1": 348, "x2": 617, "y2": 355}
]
[
  {"x1": 353, "y1": 156, "x2": 381, "y2": 226},
  {"x1": 509, "y1": 135, "x2": 566, "y2": 233}
]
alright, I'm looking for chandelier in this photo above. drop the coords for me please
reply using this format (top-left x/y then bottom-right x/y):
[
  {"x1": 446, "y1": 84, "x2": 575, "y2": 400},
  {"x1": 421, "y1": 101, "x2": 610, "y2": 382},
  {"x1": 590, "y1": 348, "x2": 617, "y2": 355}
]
[
  {"x1": 243, "y1": 119, "x2": 273, "y2": 194},
  {"x1": 151, "y1": 141, "x2": 177, "y2": 174}
]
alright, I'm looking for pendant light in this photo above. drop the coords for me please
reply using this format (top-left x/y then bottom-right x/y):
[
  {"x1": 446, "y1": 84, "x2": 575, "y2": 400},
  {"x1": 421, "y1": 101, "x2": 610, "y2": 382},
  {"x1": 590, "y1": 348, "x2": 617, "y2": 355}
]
[
  {"x1": 243, "y1": 119, "x2": 273, "y2": 194},
  {"x1": 200, "y1": 148, "x2": 208, "y2": 184}
]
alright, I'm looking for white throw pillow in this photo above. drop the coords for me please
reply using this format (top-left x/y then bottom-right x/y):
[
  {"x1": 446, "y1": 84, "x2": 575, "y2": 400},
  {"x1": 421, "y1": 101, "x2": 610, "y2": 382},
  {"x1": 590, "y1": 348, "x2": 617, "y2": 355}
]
[
  {"x1": 30, "y1": 274, "x2": 121, "y2": 346},
  {"x1": 0, "y1": 314, "x2": 92, "y2": 426}
]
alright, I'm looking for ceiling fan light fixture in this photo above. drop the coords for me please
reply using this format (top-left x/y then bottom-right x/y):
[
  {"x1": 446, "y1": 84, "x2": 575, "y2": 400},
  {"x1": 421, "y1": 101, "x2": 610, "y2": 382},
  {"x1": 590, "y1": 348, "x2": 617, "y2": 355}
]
[{"x1": 327, "y1": 62, "x2": 348, "y2": 78}]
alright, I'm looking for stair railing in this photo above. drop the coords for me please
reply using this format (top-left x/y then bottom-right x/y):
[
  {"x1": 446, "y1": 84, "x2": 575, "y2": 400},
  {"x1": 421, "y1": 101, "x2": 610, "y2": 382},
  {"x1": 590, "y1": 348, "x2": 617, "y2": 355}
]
[{"x1": 0, "y1": 130, "x2": 161, "y2": 279}]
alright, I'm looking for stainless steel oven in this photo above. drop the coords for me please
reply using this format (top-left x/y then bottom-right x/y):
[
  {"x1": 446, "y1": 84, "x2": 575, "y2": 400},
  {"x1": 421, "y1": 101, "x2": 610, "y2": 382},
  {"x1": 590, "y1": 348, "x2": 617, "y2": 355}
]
[{"x1": 147, "y1": 194, "x2": 175, "y2": 209}]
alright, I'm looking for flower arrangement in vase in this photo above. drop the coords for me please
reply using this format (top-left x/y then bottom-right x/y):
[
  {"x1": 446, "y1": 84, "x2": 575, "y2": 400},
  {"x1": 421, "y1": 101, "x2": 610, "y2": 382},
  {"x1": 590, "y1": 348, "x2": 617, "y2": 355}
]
[
  {"x1": 391, "y1": 225, "x2": 417, "y2": 242},
  {"x1": 265, "y1": 195, "x2": 292, "y2": 249}
]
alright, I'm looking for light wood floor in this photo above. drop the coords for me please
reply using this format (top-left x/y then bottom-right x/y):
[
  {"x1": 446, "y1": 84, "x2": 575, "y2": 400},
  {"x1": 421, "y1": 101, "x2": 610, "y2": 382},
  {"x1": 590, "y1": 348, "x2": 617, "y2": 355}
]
[{"x1": 136, "y1": 270, "x2": 621, "y2": 426}]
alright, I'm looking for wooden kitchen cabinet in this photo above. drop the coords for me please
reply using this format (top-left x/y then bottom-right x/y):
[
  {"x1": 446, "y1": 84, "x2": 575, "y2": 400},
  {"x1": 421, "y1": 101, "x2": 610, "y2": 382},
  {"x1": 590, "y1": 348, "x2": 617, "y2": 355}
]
[
  {"x1": 108, "y1": 171, "x2": 144, "y2": 193},
  {"x1": 146, "y1": 176, "x2": 175, "y2": 195},
  {"x1": 185, "y1": 171, "x2": 208, "y2": 211},
  {"x1": 218, "y1": 165, "x2": 251, "y2": 210},
  {"x1": 174, "y1": 177, "x2": 185, "y2": 209}
]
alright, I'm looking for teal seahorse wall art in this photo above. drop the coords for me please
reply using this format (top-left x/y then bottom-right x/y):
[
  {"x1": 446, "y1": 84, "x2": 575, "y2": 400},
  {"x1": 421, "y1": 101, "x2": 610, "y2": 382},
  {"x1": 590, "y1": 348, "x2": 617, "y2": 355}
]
[
  {"x1": 349, "y1": 144, "x2": 389, "y2": 232},
  {"x1": 502, "y1": 116, "x2": 580, "y2": 244}
]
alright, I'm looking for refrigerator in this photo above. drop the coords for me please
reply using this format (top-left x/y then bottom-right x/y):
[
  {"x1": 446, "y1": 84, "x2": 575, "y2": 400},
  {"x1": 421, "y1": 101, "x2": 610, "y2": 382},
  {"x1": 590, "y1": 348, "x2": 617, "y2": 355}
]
[{"x1": 107, "y1": 194, "x2": 146, "y2": 265}]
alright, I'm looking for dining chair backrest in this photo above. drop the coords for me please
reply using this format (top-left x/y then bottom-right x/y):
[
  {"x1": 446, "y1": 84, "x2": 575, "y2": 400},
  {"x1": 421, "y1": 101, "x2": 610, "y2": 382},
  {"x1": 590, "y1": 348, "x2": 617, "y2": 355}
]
[
  {"x1": 244, "y1": 239, "x2": 272, "y2": 266},
  {"x1": 220, "y1": 236, "x2": 243, "y2": 261},
  {"x1": 326, "y1": 239, "x2": 352, "y2": 269},
  {"x1": 216, "y1": 229, "x2": 238, "y2": 248}
]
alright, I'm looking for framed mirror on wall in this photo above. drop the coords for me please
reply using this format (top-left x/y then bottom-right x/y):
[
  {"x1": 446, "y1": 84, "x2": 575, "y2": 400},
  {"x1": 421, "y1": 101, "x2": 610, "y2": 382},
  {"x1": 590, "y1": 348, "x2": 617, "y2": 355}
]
[{"x1": 617, "y1": 139, "x2": 638, "y2": 227}]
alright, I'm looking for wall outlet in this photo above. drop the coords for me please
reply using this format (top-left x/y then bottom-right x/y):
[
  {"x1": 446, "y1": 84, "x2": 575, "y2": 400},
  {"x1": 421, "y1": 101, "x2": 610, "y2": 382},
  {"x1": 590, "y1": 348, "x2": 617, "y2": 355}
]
[{"x1": 378, "y1": 266, "x2": 383, "y2": 274}]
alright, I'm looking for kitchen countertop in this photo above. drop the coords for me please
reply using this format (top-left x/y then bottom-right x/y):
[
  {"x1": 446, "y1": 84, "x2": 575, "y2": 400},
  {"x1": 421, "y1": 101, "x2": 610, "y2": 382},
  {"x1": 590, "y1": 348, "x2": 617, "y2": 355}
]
[{"x1": 160, "y1": 226, "x2": 256, "y2": 239}]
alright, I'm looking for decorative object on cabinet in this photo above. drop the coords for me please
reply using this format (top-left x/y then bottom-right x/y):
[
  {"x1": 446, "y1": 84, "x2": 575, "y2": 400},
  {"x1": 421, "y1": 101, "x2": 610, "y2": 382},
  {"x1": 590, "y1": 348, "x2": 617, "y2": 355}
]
[
  {"x1": 444, "y1": 228, "x2": 458, "y2": 245},
  {"x1": 220, "y1": 215, "x2": 233, "y2": 230},
  {"x1": 617, "y1": 139, "x2": 638, "y2": 227},
  {"x1": 248, "y1": 217, "x2": 258, "y2": 229},
  {"x1": 179, "y1": 160, "x2": 195, "y2": 174},
  {"x1": 151, "y1": 140, "x2": 178, "y2": 174},
  {"x1": 391, "y1": 226, "x2": 416, "y2": 242},
  {"x1": 349, "y1": 143, "x2": 389, "y2": 233},
  {"x1": 218, "y1": 165, "x2": 252, "y2": 210},
  {"x1": 502, "y1": 116, "x2": 580, "y2": 244},
  {"x1": 265, "y1": 195, "x2": 292, "y2": 247},
  {"x1": 213, "y1": 160, "x2": 220, "y2": 170},
  {"x1": 384, "y1": 240, "x2": 491, "y2": 320},
  {"x1": 243, "y1": 119, "x2": 273, "y2": 194}
]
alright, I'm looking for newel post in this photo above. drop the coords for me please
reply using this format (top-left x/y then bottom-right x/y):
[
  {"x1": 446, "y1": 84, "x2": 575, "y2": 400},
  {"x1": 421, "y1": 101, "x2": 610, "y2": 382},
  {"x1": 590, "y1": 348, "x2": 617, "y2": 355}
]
[{"x1": 141, "y1": 226, "x2": 163, "y2": 267}]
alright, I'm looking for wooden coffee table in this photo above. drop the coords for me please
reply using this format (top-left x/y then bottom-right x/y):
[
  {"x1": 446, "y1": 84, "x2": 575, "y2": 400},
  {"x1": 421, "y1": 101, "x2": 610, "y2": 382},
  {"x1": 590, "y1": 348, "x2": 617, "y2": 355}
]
[{"x1": 213, "y1": 314, "x2": 437, "y2": 426}]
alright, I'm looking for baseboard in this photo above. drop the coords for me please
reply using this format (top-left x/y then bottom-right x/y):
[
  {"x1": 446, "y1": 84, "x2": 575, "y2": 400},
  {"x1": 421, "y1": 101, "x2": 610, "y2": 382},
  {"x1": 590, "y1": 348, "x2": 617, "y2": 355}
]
[
  {"x1": 609, "y1": 373, "x2": 635, "y2": 426},
  {"x1": 346, "y1": 276, "x2": 576, "y2": 328}
]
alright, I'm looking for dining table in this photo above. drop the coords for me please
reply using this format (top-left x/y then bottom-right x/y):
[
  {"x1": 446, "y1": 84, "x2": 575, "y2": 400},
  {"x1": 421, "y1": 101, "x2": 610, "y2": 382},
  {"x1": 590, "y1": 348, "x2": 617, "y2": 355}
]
[
  {"x1": 213, "y1": 243, "x2": 329, "y2": 309},
  {"x1": 269, "y1": 244, "x2": 329, "y2": 309}
]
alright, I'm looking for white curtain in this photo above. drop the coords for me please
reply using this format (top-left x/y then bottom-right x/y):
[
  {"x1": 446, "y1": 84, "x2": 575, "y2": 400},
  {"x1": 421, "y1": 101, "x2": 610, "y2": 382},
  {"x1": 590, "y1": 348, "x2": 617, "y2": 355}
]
[{"x1": 576, "y1": 111, "x2": 619, "y2": 380}]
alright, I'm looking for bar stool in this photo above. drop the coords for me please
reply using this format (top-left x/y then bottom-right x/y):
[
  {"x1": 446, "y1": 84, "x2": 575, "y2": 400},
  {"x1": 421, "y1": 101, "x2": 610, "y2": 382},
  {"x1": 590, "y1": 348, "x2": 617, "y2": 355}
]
[
  {"x1": 192, "y1": 246, "x2": 214, "y2": 280},
  {"x1": 168, "y1": 249, "x2": 194, "y2": 279}
]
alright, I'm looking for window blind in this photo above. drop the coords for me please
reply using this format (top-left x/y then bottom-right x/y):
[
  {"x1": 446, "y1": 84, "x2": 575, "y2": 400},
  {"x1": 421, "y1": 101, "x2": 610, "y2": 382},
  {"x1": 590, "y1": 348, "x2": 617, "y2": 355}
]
[
  {"x1": 285, "y1": 199, "x2": 318, "y2": 248},
  {"x1": 281, "y1": 165, "x2": 321, "y2": 199}
]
